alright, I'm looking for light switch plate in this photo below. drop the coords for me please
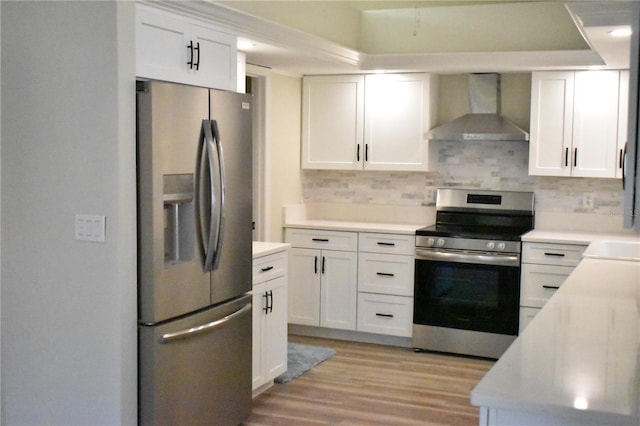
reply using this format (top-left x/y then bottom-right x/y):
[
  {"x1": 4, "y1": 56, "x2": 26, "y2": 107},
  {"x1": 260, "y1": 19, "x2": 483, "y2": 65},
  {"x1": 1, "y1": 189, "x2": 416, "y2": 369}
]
[{"x1": 75, "y1": 214, "x2": 106, "y2": 242}]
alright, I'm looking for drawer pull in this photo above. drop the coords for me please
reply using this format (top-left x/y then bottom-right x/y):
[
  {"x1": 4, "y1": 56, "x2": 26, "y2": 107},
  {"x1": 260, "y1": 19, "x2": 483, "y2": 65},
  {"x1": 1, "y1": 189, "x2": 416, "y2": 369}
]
[
  {"x1": 377, "y1": 242, "x2": 395, "y2": 247},
  {"x1": 312, "y1": 238, "x2": 329, "y2": 242},
  {"x1": 376, "y1": 272, "x2": 395, "y2": 277},
  {"x1": 544, "y1": 252, "x2": 565, "y2": 257},
  {"x1": 542, "y1": 285, "x2": 560, "y2": 290},
  {"x1": 376, "y1": 313, "x2": 394, "y2": 318},
  {"x1": 260, "y1": 266, "x2": 274, "y2": 272}
]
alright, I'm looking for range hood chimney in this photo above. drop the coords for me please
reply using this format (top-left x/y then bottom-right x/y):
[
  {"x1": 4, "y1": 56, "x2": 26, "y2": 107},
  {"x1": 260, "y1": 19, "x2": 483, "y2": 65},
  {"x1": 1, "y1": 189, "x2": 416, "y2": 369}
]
[{"x1": 428, "y1": 73, "x2": 529, "y2": 142}]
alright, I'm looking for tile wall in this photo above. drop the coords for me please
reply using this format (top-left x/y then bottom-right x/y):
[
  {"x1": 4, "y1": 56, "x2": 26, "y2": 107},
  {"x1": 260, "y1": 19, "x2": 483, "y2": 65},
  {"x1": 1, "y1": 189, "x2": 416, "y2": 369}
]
[{"x1": 301, "y1": 140, "x2": 623, "y2": 217}]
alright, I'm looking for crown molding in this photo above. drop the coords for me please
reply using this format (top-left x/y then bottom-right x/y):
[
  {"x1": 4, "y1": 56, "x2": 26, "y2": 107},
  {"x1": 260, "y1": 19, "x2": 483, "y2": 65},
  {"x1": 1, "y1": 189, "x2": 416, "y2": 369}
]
[{"x1": 361, "y1": 50, "x2": 605, "y2": 73}]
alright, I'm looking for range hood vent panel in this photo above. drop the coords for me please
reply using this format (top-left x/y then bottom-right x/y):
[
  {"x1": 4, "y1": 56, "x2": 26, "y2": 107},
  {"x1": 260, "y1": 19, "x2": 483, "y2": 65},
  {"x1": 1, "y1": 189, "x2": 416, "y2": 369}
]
[{"x1": 428, "y1": 74, "x2": 529, "y2": 142}]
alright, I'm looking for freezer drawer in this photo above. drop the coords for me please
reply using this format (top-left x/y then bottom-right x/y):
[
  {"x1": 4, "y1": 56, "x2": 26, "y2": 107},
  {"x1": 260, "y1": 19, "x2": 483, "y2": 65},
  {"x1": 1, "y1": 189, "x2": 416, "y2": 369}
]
[{"x1": 139, "y1": 294, "x2": 252, "y2": 426}]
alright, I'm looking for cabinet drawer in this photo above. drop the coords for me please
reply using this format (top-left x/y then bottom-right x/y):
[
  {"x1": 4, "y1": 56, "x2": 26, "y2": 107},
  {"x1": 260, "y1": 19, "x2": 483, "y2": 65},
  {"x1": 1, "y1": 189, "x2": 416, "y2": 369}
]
[
  {"x1": 284, "y1": 228, "x2": 357, "y2": 251},
  {"x1": 357, "y1": 293, "x2": 413, "y2": 337},
  {"x1": 519, "y1": 306, "x2": 541, "y2": 334},
  {"x1": 358, "y1": 232, "x2": 415, "y2": 255},
  {"x1": 358, "y1": 253, "x2": 414, "y2": 296},
  {"x1": 520, "y1": 263, "x2": 574, "y2": 308},
  {"x1": 522, "y1": 242, "x2": 586, "y2": 266},
  {"x1": 252, "y1": 251, "x2": 287, "y2": 285}
]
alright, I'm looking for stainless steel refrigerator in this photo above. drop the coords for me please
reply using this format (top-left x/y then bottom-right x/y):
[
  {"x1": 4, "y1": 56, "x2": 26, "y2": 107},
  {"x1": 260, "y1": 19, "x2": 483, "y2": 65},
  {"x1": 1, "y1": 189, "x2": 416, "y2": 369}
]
[{"x1": 136, "y1": 80, "x2": 253, "y2": 425}]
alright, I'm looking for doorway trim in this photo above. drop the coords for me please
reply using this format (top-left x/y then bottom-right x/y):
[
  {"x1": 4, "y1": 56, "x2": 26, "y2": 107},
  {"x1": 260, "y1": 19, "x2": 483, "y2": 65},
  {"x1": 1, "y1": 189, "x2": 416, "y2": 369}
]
[{"x1": 247, "y1": 64, "x2": 271, "y2": 242}]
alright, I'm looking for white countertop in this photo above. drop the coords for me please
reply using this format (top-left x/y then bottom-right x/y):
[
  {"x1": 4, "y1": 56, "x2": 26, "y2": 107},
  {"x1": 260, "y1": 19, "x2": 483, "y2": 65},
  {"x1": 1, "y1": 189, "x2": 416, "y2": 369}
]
[
  {"x1": 283, "y1": 218, "x2": 422, "y2": 235},
  {"x1": 522, "y1": 229, "x2": 638, "y2": 245},
  {"x1": 471, "y1": 256, "x2": 640, "y2": 424},
  {"x1": 252, "y1": 241, "x2": 290, "y2": 258}
]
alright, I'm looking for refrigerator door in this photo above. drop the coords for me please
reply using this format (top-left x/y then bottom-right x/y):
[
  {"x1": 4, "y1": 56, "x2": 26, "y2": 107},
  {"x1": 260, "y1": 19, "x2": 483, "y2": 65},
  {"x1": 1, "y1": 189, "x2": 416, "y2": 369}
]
[
  {"x1": 209, "y1": 90, "x2": 254, "y2": 305},
  {"x1": 137, "y1": 81, "x2": 211, "y2": 323},
  {"x1": 139, "y1": 294, "x2": 252, "y2": 426}
]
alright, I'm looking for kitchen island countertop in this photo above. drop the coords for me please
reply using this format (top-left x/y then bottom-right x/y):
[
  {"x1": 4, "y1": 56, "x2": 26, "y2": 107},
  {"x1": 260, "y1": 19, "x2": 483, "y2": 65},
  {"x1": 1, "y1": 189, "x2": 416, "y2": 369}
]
[{"x1": 471, "y1": 255, "x2": 640, "y2": 425}]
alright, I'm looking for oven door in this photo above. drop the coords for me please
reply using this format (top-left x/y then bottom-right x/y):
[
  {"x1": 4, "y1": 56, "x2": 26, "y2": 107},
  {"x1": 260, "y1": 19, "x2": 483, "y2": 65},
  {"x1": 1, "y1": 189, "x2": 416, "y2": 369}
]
[{"x1": 414, "y1": 249, "x2": 520, "y2": 336}]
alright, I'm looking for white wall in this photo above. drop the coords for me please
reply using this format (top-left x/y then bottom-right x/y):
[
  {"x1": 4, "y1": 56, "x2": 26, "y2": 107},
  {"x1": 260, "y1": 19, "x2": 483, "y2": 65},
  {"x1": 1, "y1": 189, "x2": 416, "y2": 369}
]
[
  {"x1": 1, "y1": 2, "x2": 137, "y2": 424},
  {"x1": 266, "y1": 74, "x2": 303, "y2": 241}
]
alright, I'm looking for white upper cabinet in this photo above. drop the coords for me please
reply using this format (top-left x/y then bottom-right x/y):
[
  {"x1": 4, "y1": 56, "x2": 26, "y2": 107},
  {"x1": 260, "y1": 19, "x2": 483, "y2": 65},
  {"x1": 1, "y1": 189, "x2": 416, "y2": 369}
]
[
  {"x1": 136, "y1": 4, "x2": 237, "y2": 91},
  {"x1": 529, "y1": 71, "x2": 622, "y2": 178},
  {"x1": 301, "y1": 75, "x2": 365, "y2": 170},
  {"x1": 529, "y1": 72, "x2": 574, "y2": 176},
  {"x1": 617, "y1": 70, "x2": 629, "y2": 179},
  {"x1": 364, "y1": 74, "x2": 438, "y2": 171},
  {"x1": 301, "y1": 73, "x2": 438, "y2": 171}
]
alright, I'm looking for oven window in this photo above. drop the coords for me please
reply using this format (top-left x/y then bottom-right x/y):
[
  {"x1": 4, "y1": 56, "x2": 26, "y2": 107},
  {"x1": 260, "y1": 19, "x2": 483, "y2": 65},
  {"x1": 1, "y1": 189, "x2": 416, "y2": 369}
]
[{"x1": 414, "y1": 259, "x2": 520, "y2": 335}]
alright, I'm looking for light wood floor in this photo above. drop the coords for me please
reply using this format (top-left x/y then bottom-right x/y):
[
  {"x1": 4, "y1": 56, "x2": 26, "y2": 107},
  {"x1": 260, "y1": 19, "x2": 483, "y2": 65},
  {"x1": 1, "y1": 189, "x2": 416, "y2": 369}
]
[{"x1": 245, "y1": 334, "x2": 495, "y2": 425}]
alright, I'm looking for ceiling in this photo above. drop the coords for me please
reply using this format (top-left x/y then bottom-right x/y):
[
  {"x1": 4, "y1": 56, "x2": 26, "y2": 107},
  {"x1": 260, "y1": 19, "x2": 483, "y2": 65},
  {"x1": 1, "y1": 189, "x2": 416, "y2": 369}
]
[{"x1": 175, "y1": 1, "x2": 635, "y2": 75}]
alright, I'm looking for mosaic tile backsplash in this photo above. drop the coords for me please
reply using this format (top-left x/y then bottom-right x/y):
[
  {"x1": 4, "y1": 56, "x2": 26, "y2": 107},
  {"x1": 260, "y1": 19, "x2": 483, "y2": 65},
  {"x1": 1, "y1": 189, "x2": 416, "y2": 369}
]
[{"x1": 301, "y1": 141, "x2": 624, "y2": 216}]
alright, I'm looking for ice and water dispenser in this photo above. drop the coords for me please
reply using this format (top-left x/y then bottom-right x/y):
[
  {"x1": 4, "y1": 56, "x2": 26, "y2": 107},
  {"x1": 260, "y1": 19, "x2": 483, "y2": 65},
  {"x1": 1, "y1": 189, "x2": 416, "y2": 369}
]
[{"x1": 163, "y1": 174, "x2": 195, "y2": 264}]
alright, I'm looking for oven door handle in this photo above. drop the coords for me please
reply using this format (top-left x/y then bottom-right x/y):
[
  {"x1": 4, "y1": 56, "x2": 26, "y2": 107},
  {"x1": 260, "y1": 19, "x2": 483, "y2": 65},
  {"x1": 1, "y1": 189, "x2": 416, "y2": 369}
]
[{"x1": 415, "y1": 249, "x2": 520, "y2": 267}]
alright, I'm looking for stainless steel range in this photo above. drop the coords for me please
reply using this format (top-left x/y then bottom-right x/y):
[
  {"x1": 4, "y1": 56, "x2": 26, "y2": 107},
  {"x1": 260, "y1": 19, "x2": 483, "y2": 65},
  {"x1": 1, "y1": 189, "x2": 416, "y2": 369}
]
[{"x1": 413, "y1": 188, "x2": 535, "y2": 359}]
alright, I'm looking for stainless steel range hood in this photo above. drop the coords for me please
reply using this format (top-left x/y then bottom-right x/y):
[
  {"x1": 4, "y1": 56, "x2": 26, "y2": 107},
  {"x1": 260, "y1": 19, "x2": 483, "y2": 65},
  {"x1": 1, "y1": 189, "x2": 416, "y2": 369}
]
[{"x1": 428, "y1": 74, "x2": 529, "y2": 142}]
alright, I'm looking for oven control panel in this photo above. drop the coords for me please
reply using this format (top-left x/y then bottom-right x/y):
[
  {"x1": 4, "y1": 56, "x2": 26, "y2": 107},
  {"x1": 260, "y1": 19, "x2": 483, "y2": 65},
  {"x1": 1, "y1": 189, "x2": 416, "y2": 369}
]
[{"x1": 416, "y1": 235, "x2": 520, "y2": 254}]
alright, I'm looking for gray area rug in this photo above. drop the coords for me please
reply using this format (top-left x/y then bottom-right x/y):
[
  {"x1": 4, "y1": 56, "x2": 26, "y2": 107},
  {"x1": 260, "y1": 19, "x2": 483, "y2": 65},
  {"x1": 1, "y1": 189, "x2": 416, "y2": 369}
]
[{"x1": 274, "y1": 342, "x2": 336, "y2": 384}]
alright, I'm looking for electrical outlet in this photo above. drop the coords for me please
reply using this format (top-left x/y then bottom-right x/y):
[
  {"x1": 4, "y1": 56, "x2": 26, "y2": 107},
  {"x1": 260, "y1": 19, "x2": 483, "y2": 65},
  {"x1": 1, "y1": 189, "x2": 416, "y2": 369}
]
[
  {"x1": 423, "y1": 189, "x2": 436, "y2": 205},
  {"x1": 582, "y1": 193, "x2": 594, "y2": 209}
]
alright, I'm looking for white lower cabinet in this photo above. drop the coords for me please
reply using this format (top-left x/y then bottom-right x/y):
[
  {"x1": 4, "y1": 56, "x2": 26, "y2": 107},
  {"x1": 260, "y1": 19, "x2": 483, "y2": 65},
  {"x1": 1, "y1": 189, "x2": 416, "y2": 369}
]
[
  {"x1": 519, "y1": 242, "x2": 586, "y2": 333},
  {"x1": 252, "y1": 250, "x2": 288, "y2": 394},
  {"x1": 356, "y1": 232, "x2": 415, "y2": 337},
  {"x1": 285, "y1": 229, "x2": 358, "y2": 330},
  {"x1": 286, "y1": 228, "x2": 415, "y2": 338}
]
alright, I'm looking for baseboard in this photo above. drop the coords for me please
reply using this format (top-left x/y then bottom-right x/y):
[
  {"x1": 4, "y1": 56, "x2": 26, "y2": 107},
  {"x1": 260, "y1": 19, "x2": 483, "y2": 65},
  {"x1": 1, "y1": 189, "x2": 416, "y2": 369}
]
[{"x1": 288, "y1": 324, "x2": 413, "y2": 348}]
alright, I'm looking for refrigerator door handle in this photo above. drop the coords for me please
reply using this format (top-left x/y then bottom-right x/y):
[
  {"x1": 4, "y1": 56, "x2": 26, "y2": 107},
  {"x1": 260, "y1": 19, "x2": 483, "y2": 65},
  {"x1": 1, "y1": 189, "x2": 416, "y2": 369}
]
[
  {"x1": 158, "y1": 303, "x2": 252, "y2": 344},
  {"x1": 196, "y1": 120, "x2": 226, "y2": 272},
  {"x1": 622, "y1": 142, "x2": 627, "y2": 190},
  {"x1": 210, "y1": 120, "x2": 226, "y2": 271},
  {"x1": 196, "y1": 120, "x2": 217, "y2": 271}
]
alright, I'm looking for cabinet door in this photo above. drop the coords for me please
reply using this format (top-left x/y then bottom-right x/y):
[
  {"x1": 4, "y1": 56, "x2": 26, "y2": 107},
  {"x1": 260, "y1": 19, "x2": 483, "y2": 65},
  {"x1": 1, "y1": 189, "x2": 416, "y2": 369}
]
[
  {"x1": 263, "y1": 276, "x2": 288, "y2": 382},
  {"x1": 320, "y1": 250, "x2": 358, "y2": 330},
  {"x1": 136, "y1": 5, "x2": 192, "y2": 84},
  {"x1": 252, "y1": 284, "x2": 267, "y2": 390},
  {"x1": 572, "y1": 71, "x2": 620, "y2": 178},
  {"x1": 301, "y1": 75, "x2": 364, "y2": 170},
  {"x1": 288, "y1": 248, "x2": 321, "y2": 326},
  {"x1": 189, "y1": 23, "x2": 237, "y2": 91},
  {"x1": 529, "y1": 72, "x2": 574, "y2": 176},
  {"x1": 617, "y1": 70, "x2": 630, "y2": 179},
  {"x1": 364, "y1": 73, "x2": 437, "y2": 171}
]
